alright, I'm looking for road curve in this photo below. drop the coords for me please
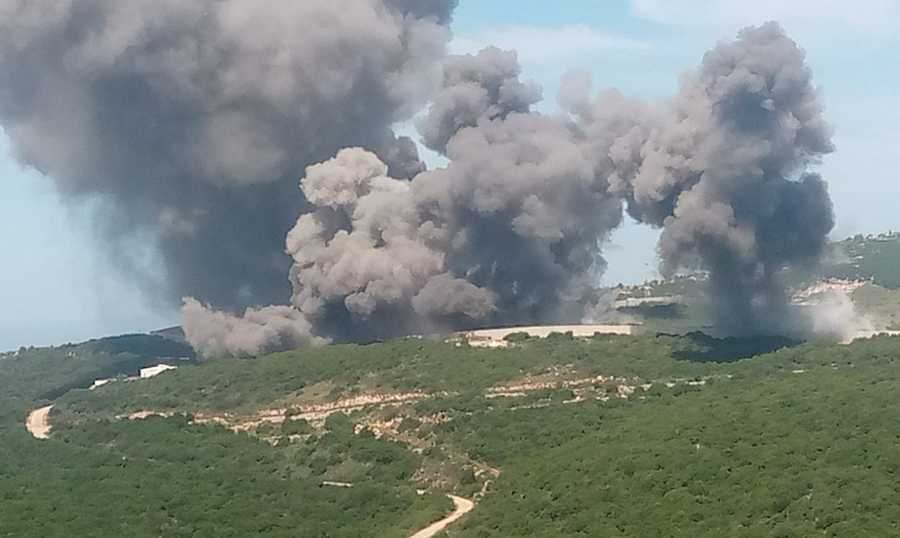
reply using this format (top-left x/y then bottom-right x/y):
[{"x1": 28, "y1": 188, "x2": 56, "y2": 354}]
[
  {"x1": 26, "y1": 405, "x2": 54, "y2": 439},
  {"x1": 408, "y1": 495, "x2": 474, "y2": 538}
]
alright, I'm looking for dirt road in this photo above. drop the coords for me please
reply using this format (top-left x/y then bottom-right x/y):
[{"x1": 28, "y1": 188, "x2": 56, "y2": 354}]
[
  {"x1": 25, "y1": 405, "x2": 53, "y2": 439},
  {"x1": 408, "y1": 495, "x2": 474, "y2": 538}
]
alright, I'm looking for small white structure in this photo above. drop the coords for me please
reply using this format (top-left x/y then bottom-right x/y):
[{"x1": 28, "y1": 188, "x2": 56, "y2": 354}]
[
  {"x1": 613, "y1": 296, "x2": 683, "y2": 309},
  {"x1": 140, "y1": 364, "x2": 177, "y2": 379},
  {"x1": 320, "y1": 481, "x2": 353, "y2": 488},
  {"x1": 90, "y1": 378, "x2": 115, "y2": 390}
]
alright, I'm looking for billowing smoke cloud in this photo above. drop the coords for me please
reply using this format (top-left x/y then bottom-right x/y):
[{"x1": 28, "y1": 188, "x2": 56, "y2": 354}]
[
  {"x1": 417, "y1": 46, "x2": 542, "y2": 153},
  {"x1": 182, "y1": 298, "x2": 327, "y2": 359},
  {"x1": 0, "y1": 0, "x2": 457, "y2": 310},
  {"x1": 804, "y1": 291, "x2": 875, "y2": 344},
  {"x1": 283, "y1": 128, "x2": 623, "y2": 341},
  {"x1": 0, "y1": 5, "x2": 835, "y2": 357},
  {"x1": 186, "y1": 22, "x2": 836, "y2": 356},
  {"x1": 188, "y1": 44, "x2": 630, "y2": 354},
  {"x1": 284, "y1": 147, "x2": 499, "y2": 341},
  {"x1": 414, "y1": 114, "x2": 624, "y2": 325},
  {"x1": 658, "y1": 22, "x2": 835, "y2": 333},
  {"x1": 565, "y1": 22, "x2": 835, "y2": 334}
]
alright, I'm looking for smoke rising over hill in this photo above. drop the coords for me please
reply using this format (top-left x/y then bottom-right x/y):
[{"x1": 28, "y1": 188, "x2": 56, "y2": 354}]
[
  {"x1": 0, "y1": 4, "x2": 834, "y2": 357},
  {"x1": 184, "y1": 23, "x2": 834, "y2": 357},
  {"x1": 0, "y1": 0, "x2": 457, "y2": 308},
  {"x1": 608, "y1": 22, "x2": 835, "y2": 333}
]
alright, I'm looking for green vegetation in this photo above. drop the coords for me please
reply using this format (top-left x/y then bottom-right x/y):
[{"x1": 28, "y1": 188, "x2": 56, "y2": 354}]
[
  {"x1": 0, "y1": 334, "x2": 193, "y2": 422},
  {"x1": 827, "y1": 233, "x2": 900, "y2": 288},
  {"x1": 281, "y1": 417, "x2": 313, "y2": 436},
  {"x1": 0, "y1": 336, "x2": 448, "y2": 537},
  {"x1": 445, "y1": 337, "x2": 900, "y2": 536},
  {"x1": 502, "y1": 331, "x2": 531, "y2": 343},
  {"x1": 1, "y1": 415, "x2": 447, "y2": 537},
  {"x1": 56, "y1": 336, "x2": 724, "y2": 418},
  {"x1": 613, "y1": 274, "x2": 707, "y2": 299},
  {"x1": 6, "y1": 327, "x2": 900, "y2": 536}
]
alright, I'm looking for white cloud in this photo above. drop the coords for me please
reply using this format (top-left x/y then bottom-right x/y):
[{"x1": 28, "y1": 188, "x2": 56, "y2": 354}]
[
  {"x1": 631, "y1": 0, "x2": 900, "y2": 40},
  {"x1": 451, "y1": 24, "x2": 651, "y2": 66}
]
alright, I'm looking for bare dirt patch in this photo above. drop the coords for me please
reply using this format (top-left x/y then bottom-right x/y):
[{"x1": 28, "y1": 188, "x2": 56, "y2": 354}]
[{"x1": 25, "y1": 405, "x2": 53, "y2": 439}]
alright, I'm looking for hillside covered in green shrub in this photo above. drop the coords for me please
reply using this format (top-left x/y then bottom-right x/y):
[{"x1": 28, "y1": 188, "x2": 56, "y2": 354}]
[{"x1": 4, "y1": 330, "x2": 900, "y2": 536}]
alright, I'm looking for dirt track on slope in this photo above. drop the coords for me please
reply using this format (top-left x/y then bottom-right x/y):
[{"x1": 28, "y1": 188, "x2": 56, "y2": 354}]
[
  {"x1": 408, "y1": 495, "x2": 474, "y2": 538},
  {"x1": 25, "y1": 405, "x2": 53, "y2": 439}
]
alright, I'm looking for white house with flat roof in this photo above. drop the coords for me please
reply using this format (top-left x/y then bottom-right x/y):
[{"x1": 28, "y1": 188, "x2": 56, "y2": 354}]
[{"x1": 139, "y1": 364, "x2": 177, "y2": 379}]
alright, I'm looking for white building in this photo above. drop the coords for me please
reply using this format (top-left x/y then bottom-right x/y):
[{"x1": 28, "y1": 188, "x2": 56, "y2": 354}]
[
  {"x1": 139, "y1": 364, "x2": 178, "y2": 379},
  {"x1": 90, "y1": 378, "x2": 115, "y2": 390}
]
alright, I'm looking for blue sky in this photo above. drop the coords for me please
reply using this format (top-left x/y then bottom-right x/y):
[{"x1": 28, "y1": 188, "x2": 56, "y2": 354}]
[{"x1": 2, "y1": 0, "x2": 899, "y2": 350}]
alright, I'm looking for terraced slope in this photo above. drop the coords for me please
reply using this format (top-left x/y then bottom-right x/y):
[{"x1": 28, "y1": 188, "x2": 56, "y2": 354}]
[{"x1": 6, "y1": 331, "x2": 900, "y2": 535}]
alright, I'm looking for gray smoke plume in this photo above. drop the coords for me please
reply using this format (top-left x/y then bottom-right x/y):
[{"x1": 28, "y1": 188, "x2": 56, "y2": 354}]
[
  {"x1": 276, "y1": 48, "x2": 626, "y2": 344},
  {"x1": 282, "y1": 117, "x2": 625, "y2": 342},
  {"x1": 0, "y1": 0, "x2": 457, "y2": 310},
  {"x1": 284, "y1": 147, "x2": 499, "y2": 341},
  {"x1": 182, "y1": 298, "x2": 327, "y2": 359},
  {"x1": 413, "y1": 115, "x2": 625, "y2": 325},
  {"x1": 187, "y1": 45, "x2": 627, "y2": 354},
  {"x1": 0, "y1": 5, "x2": 834, "y2": 357},
  {"x1": 601, "y1": 22, "x2": 835, "y2": 334},
  {"x1": 417, "y1": 46, "x2": 542, "y2": 153},
  {"x1": 185, "y1": 22, "x2": 836, "y2": 357}
]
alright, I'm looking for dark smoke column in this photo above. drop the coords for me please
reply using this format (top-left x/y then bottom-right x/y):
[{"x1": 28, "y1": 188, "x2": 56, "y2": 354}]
[
  {"x1": 0, "y1": 0, "x2": 457, "y2": 310},
  {"x1": 582, "y1": 22, "x2": 835, "y2": 334},
  {"x1": 413, "y1": 47, "x2": 625, "y2": 327}
]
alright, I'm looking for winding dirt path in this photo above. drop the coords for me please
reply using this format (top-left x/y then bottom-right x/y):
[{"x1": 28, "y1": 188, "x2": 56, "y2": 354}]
[
  {"x1": 25, "y1": 405, "x2": 53, "y2": 439},
  {"x1": 408, "y1": 495, "x2": 474, "y2": 538}
]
